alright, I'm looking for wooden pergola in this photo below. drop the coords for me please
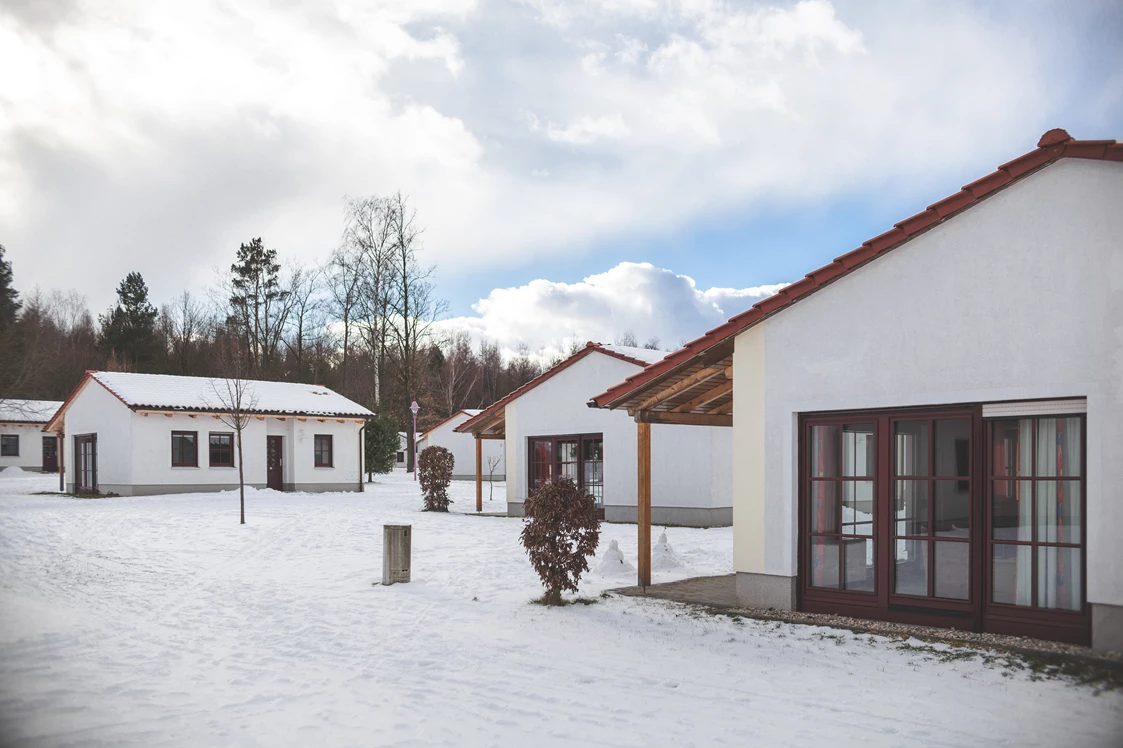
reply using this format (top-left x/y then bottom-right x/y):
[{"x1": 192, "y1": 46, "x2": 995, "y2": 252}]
[
  {"x1": 589, "y1": 340, "x2": 734, "y2": 587},
  {"x1": 461, "y1": 407, "x2": 505, "y2": 513}
]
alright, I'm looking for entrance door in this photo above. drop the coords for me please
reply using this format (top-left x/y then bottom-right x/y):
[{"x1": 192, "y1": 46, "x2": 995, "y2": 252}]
[
  {"x1": 74, "y1": 434, "x2": 97, "y2": 493},
  {"x1": 42, "y1": 436, "x2": 58, "y2": 473},
  {"x1": 266, "y1": 435, "x2": 284, "y2": 491}
]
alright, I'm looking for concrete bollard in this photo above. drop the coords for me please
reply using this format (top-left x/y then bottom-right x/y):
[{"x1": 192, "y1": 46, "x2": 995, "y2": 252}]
[{"x1": 382, "y1": 525, "x2": 411, "y2": 585}]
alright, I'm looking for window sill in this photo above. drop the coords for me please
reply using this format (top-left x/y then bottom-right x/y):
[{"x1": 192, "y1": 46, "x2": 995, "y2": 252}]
[
  {"x1": 314, "y1": 465, "x2": 334, "y2": 470},
  {"x1": 171, "y1": 465, "x2": 200, "y2": 469}
]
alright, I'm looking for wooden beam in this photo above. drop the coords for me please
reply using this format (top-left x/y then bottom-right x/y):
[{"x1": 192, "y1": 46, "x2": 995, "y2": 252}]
[
  {"x1": 476, "y1": 433, "x2": 504, "y2": 440},
  {"x1": 633, "y1": 365, "x2": 725, "y2": 412},
  {"x1": 475, "y1": 437, "x2": 483, "y2": 513},
  {"x1": 713, "y1": 400, "x2": 734, "y2": 416},
  {"x1": 637, "y1": 421, "x2": 651, "y2": 588},
  {"x1": 635, "y1": 410, "x2": 732, "y2": 427},
  {"x1": 672, "y1": 379, "x2": 733, "y2": 413}
]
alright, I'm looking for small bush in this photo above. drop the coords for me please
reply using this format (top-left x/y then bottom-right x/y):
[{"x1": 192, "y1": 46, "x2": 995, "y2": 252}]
[
  {"x1": 365, "y1": 414, "x2": 401, "y2": 476},
  {"x1": 418, "y1": 446, "x2": 454, "y2": 512},
  {"x1": 520, "y1": 477, "x2": 601, "y2": 605}
]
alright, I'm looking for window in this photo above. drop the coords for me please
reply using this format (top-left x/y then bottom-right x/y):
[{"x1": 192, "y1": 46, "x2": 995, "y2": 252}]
[
  {"x1": 315, "y1": 435, "x2": 333, "y2": 467},
  {"x1": 209, "y1": 433, "x2": 234, "y2": 467},
  {"x1": 989, "y1": 416, "x2": 1083, "y2": 611},
  {"x1": 171, "y1": 431, "x2": 198, "y2": 467},
  {"x1": 527, "y1": 434, "x2": 604, "y2": 505},
  {"x1": 0, "y1": 435, "x2": 18, "y2": 457}
]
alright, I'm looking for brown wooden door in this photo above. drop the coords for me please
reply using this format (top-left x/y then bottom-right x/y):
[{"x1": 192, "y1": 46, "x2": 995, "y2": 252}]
[
  {"x1": 266, "y1": 436, "x2": 283, "y2": 491},
  {"x1": 74, "y1": 434, "x2": 97, "y2": 493},
  {"x1": 42, "y1": 436, "x2": 58, "y2": 473}
]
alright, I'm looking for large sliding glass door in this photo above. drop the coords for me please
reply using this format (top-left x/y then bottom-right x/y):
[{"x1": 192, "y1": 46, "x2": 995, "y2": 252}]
[
  {"x1": 800, "y1": 405, "x2": 1088, "y2": 643},
  {"x1": 528, "y1": 433, "x2": 604, "y2": 507}
]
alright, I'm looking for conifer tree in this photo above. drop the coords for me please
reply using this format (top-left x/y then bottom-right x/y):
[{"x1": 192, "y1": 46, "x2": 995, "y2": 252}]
[
  {"x1": 228, "y1": 238, "x2": 290, "y2": 378},
  {"x1": 0, "y1": 244, "x2": 20, "y2": 332},
  {"x1": 98, "y1": 272, "x2": 159, "y2": 371}
]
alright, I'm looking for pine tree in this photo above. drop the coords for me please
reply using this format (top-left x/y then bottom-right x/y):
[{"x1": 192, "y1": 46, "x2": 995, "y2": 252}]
[
  {"x1": 228, "y1": 238, "x2": 289, "y2": 378},
  {"x1": 98, "y1": 272, "x2": 159, "y2": 371},
  {"x1": 0, "y1": 244, "x2": 20, "y2": 332}
]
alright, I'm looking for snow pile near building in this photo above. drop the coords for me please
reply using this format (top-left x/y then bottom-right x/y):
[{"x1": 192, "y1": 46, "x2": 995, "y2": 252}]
[
  {"x1": 651, "y1": 531, "x2": 685, "y2": 571},
  {"x1": 595, "y1": 539, "x2": 635, "y2": 576},
  {"x1": 0, "y1": 466, "x2": 25, "y2": 478}
]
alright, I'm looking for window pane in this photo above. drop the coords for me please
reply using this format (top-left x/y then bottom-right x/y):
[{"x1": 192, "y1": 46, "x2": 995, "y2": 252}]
[
  {"x1": 934, "y1": 480, "x2": 969, "y2": 538},
  {"x1": 809, "y1": 424, "x2": 839, "y2": 477},
  {"x1": 841, "y1": 424, "x2": 875, "y2": 477},
  {"x1": 894, "y1": 480, "x2": 928, "y2": 536},
  {"x1": 842, "y1": 538, "x2": 874, "y2": 591},
  {"x1": 0, "y1": 435, "x2": 18, "y2": 456},
  {"x1": 934, "y1": 418, "x2": 969, "y2": 476},
  {"x1": 1037, "y1": 547, "x2": 1081, "y2": 611},
  {"x1": 1036, "y1": 417, "x2": 1081, "y2": 478},
  {"x1": 1036, "y1": 480, "x2": 1081, "y2": 545},
  {"x1": 809, "y1": 537, "x2": 839, "y2": 589},
  {"x1": 558, "y1": 441, "x2": 577, "y2": 463},
  {"x1": 894, "y1": 539, "x2": 928, "y2": 596},
  {"x1": 841, "y1": 481, "x2": 874, "y2": 535},
  {"x1": 991, "y1": 419, "x2": 1031, "y2": 478},
  {"x1": 560, "y1": 461, "x2": 578, "y2": 481},
  {"x1": 934, "y1": 542, "x2": 969, "y2": 599},
  {"x1": 992, "y1": 544, "x2": 1032, "y2": 606},
  {"x1": 810, "y1": 481, "x2": 838, "y2": 533},
  {"x1": 582, "y1": 439, "x2": 602, "y2": 461},
  {"x1": 991, "y1": 480, "x2": 1032, "y2": 541},
  {"x1": 895, "y1": 421, "x2": 929, "y2": 476}
]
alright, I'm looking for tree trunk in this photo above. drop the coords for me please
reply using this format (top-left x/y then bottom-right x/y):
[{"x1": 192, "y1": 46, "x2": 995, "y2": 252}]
[{"x1": 237, "y1": 428, "x2": 245, "y2": 525}]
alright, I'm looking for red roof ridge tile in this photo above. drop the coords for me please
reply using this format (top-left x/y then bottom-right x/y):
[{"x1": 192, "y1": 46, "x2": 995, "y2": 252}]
[{"x1": 589, "y1": 129, "x2": 1119, "y2": 410}]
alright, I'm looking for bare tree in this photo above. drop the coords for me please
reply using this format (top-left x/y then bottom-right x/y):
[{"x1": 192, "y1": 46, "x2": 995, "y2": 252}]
[
  {"x1": 386, "y1": 192, "x2": 447, "y2": 473},
  {"x1": 325, "y1": 243, "x2": 362, "y2": 394},
  {"x1": 435, "y1": 330, "x2": 479, "y2": 415},
  {"x1": 614, "y1": 330, "x2": 638, "y2": 347},
  {"x1": 342, "y1": 196, "x2": 396, "y2": 408},
  {"x1": 163, "y1": 290, "x2": 209, "y2": 375},
  {"x1": 208, "y1": 344, "x2": 259, "y2": 525},
  {"x1": 643, "y1": 337, "x2": 661, "y2": 350},
  {"x1": 283, "y1": 263, "x2": 325, "y2": 380},
  {"x1": 487, "y1": 454, "x2": 501, "y2": 503}
]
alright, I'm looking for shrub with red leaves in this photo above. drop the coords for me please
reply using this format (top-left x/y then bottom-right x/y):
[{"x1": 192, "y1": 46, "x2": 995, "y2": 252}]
[
  {"x1": 418, "y1": 446, "x2": 454, "y2": 512},
  {"x1": 520, "y1": 477, "x2": 601, "y2": 605}
]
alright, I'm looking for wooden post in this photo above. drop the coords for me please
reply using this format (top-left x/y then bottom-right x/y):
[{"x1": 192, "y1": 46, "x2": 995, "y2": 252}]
[
  {"x1": 57, "y1": 434, "x2": 64, "y2": 493},
  {"x1": 637, "y1": 420, "x2": 651, "y2": 588},
  {"x1": 475, "y1": 436, "x2": 483, "y2": 513}
]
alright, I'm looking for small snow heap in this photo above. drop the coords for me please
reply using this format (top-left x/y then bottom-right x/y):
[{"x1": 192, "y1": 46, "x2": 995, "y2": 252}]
[
  {"x1": 0, "y1": 466, "x2": 25, "y2": 478},
  {"x1": 651, "y1": 531, "x2": 684, "y2": 571},
  {"x1": 595, "y1": 539, "x2": 635, "y2": 576}
]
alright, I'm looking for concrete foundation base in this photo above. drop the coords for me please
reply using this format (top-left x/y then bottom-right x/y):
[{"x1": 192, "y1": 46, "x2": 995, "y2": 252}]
[
  {"x1": 505, "y1": 501, "x2": 731, "y2": 527},
  {"x1": 69, "y1": 483, "x2": 360, "y2": 496},
  {"x1": 452, "y1": 474, "x2": 505, "y2": 482},
  {"x1": 1092, "y1": 603, "x2": 1123, "y2": 653},
  {"x1": 735, "y1": 571, "x2": 797, "y2": 610}
]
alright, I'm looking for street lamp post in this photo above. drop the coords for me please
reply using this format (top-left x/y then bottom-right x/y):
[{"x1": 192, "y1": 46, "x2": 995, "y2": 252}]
[{"x1": 410, "y1": 400, "x2": 420, "y2": 481}]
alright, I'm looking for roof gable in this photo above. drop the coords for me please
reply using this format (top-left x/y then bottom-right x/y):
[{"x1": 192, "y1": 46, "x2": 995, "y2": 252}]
[
  {"x1": 591, "y1": 129, "x2": 1122, "y2": 410},
  {"x1": 456, "y1": 343, "x2": 654, "y2": 435}
]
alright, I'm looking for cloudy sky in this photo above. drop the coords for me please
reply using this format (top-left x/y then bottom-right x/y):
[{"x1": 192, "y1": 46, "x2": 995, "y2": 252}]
[{"x1": 2, "y1": 0, "x2": 1121, "y2": 355}]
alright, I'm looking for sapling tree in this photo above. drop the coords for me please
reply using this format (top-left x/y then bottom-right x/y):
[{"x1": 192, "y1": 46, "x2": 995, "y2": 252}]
[
  {"x1": 487, "y1": 455, "x2": 501, "y2": 503},
  {"x1": 208, "y1": 343, "x2": 258, "y2": 524},
  {"x1": 520, "y1": 477, "x2": 601, "y2": 605}
]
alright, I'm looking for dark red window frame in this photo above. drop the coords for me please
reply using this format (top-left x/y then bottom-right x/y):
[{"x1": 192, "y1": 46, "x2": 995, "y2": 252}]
[
  {"x1": 798, "y1": 403, "x2": 1089, "y2": 645},
  {"x1": 171, "y1": 431, "x2": 198, "y2": 467},
  {"x1": 209, "y1": 432, "x2": 234, "y2": 468},
  {"x1": 527, "y1": 433, "x2": 604, "y2": 505},
  {"x1": 314, "y1": 435, "x2": 333, "y2": 468}
]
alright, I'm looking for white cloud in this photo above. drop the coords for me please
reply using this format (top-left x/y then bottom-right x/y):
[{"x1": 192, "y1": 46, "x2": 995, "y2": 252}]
[
  {"x1": 437, "y1": 262, "x2": 788, "y2": 361},
  {"x1": 0, "y1": 0, "x2": 1115, "y2": 311}
]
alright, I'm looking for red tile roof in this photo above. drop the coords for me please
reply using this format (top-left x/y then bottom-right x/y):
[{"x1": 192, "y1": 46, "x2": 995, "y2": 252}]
[
  {"x1": 456, "y1": 343, "x2": 658, "y2": 434},
  {"x1": 591, "y1": 129, "x2": 1122, "y2": 410}
]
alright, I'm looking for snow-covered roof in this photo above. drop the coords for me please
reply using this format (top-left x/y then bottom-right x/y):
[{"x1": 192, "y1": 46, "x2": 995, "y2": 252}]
[
  {"x1": 82, "y1": 372, "x2": 373, "y2": 419},
  {"x1": 0, "y1": 399, "x2": 63, "y2": 424}
]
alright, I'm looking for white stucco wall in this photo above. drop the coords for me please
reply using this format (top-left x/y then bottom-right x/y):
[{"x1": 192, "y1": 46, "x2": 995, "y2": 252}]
[
  {"x1": 0, "y1": 423, "x2": 53, "y2": 470},
  {"x1": 418, "y1": 413, "x2": 505, "y2": 479},
  {"x1": 505, "y1": 351, "x2": 732, "y2": 514},
  {"x1": 62, "y1": 379, "x2": 363, "y2": 494},
  {"x1": 732, "y1": 158, "x2": 1123, "y2": 608}
]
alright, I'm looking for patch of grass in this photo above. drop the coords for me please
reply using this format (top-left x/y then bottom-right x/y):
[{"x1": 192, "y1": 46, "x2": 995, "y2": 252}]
[{"x1": 530, "y1": 594, "x2": 602, "y2": 607}]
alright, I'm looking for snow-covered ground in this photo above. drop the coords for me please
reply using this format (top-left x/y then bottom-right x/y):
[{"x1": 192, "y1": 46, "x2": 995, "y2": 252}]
[{"x1": 0, "y1": 468, "x2": 1119, "y2": 747}]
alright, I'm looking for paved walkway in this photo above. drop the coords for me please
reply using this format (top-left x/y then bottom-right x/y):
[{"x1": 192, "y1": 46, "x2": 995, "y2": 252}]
[{"x1": 611, "y1": 574, "x2": 738, "y2": 608}]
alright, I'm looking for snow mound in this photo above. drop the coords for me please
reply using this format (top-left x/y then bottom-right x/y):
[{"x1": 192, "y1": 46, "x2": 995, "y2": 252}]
[
  {"x1": 651, "y1": 531, "x2": 684, "y2": 571},
  {"x1": 595, "y1": 540, "x2": 635, "y2": 576},
  {"x1": 0, "y1": 466, "x2": 26, "y2": 478}
]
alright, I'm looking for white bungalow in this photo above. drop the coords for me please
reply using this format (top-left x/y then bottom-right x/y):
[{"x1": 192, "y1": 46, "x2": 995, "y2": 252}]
[
  {"x1": 590, "y1": 130, "x2": 1123, "y2": 650},
  {"x1": 0, "y1": 399, "x2": 63, "y2": 472},
  {"x1": 418, "y1": 409, "x2": 505, "y2": 481},
  {"x1": 457, "y1": 343, "x2": 732, "y2": 526},
  {"x1": 45, "y1": 371, "x2": 373, "y2": 495}
]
